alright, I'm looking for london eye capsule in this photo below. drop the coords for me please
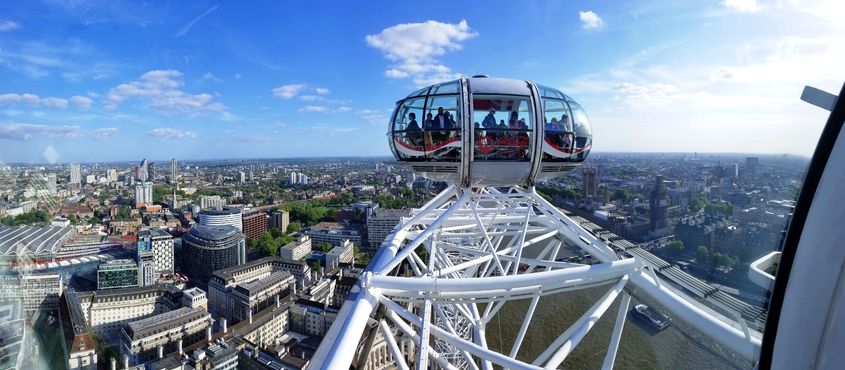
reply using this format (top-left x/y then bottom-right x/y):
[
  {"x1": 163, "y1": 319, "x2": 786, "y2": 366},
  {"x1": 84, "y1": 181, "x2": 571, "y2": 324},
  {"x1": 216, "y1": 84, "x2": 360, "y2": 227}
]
[{"x1": 388, "y1": 76, "x2": 592, "y2": 187}]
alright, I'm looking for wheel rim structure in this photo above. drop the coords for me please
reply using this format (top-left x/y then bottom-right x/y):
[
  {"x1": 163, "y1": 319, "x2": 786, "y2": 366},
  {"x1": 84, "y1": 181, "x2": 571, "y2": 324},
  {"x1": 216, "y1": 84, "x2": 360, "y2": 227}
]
[{"x1": 312, "y1": 185, "x2": 763, "y2": 369}]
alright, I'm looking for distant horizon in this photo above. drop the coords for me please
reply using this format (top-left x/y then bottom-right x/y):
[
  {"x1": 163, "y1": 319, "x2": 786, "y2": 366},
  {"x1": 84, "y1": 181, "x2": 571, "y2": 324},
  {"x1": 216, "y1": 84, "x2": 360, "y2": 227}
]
[{"x1": 0, "y1": 150, "x2": 813, "y2": 166}]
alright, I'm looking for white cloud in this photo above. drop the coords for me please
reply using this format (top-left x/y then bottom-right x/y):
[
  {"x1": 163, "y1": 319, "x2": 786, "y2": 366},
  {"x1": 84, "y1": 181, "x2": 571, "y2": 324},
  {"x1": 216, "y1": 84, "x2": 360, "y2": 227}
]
[
  {"x1": 70, "y1": 95, "x2": 93, "y2": 108},
  {"x1": 366, "y1": 20, "x2": 477, "y2": 86},
  {"x1": 174, "y1": 4, "x2": 219, "y2": 37},
  {"x1": 298, "y1": 105, "x2": 329, "y2": 112},
  {"x1": 357, "y1": 109, "x2": 389, "y2": 126},
  {"x1": 106, "y1": 70, "x2": 226, "y2": 113},
  {"x1": 561, "y1": 36, "x2": 845, "y2": 155},
  {"x1": 300, "y1": 95, "x2": 324, "y2": 102},
  {"x1": 42, "y1": 97, "x2": 69, "y2": 108},
  {"x1": 272, "y1": 84, "x2": 307, "y2": 99},
  {"x1": 202, "y1": 72, "x2": 222, "y2": 82},
  {"x1": 723, "y1": 0, "x2": 762, "y2": 12},
  {"x1": 315, "y1": 87, "x2": 330, "y2": 94},
  {"x1": 579, "y1": 11, "x2": 604, "y2": 30},
  {"x1": 0, "y1": 122, "x2": 79, "y2": 140},
  {"x1": 148, "y1": 127, "x2": 197, "y2": 139},
  {"x1": 336, "y1": 106, "x2": 352, "y2": 112},
  {"x1": 92, "y1": 127, "x2": 118, "y2": 140},
  {"x1": 21, "y1": 93, "x2": 39, "y2": 104},
  {"x1": 0, "y1": 20, "x2": 20, "y2": 32}
]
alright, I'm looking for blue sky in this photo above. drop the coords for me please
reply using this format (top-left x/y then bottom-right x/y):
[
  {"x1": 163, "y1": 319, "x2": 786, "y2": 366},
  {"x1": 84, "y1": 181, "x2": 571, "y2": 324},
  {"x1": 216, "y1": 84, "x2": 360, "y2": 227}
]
[{"x1": 0, "y1": 0, "x2": 842, "y2": 163}]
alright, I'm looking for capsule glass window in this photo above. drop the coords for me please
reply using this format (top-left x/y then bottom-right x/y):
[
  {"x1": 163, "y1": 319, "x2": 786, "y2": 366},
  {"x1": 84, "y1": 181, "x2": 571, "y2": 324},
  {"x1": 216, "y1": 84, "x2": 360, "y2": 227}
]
[
  {"x1": 423, "y1": 94, "x2": 462, "y2": 162},
  {"x1": 569, "y1": 101, "x2": 593, "y2": 161},
  {"x1": 542, "y1": 98, "x2": 574, "y2": 162},
  {"x1": 472, "y1": 95, "x2": 533, "y2": 161},
  {"x1": 391, "y1": 98, "x2": 426, "y2": 160}
]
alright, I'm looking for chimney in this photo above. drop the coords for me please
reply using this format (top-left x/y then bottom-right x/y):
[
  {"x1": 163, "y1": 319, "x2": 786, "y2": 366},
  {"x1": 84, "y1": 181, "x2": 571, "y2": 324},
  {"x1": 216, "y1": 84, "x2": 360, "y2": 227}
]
[
  {"x1": 123, "y1": 354, "x2": 129, "y2": 370},
  {"x1": 157, "y1": 345, "x2": 164, "y2": 359},
  {"x1": 248, "y1": 308, "x2": 253, "y2": 324},
  {"x1": 110, "y1": 357, "x2": 116, "y2": 370},
  {"x1": 177, "y1": 339, "x2": 183, "y2": 355},
  {"x1": 206, "y1": 325, "x2": 213, "y2": 341},
  {"x1": 275, "y1": 294, "x2": 280, "y2": 308},
  {"x1": 220, "y1": 318, "x2": 227, "y2": 333}
]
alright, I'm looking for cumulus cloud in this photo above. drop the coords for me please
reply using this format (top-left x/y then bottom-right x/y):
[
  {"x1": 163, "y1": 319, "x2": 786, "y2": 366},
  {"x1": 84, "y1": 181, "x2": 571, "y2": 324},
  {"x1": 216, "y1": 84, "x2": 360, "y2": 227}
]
[
  {"x1": 722, "y1": 0, "x2": 762, "y2": 12},
  {"x1": 42, "y1": 97, "x2": 69, "y2": 108},
  {"x1": 148, "y1": 127, "x2": 197, "y2": 139},
  {"x1": 203, "y1": 72, "x2": 222, "y2": 82},
  {"x1": 579, "y1": 11, "x2": 604, "y2": 30},
  {"x1": 365, "y1": 20, "x2": 477, "y2": 86},
  {"x1": 272, "y1": 84, "x2": 306, "y2": 99},
  {"x1": 106, "y1": 70, "x2": 226, "y2": 113},
  {"x1": 0, "y1": 93, "x2": 40, "y2": 104},
  {"x1": 315, "y1": 87, "x2": 330, "y2": 94},
  {"x1": 0, "y1": 20, "x2": 19, "y2": 32},
  {"x1": 0, "y1": 122, "x2": 79, "y2": 140},
  {"x1": 92, "y1": 127, "x2": 118, "y2": 140},
  {"x1": 70, "y1": 95, "x2": 93, "y2": 108},
  {"x1": 298, "y1": 105, "x2": 329, "y2": 112}
]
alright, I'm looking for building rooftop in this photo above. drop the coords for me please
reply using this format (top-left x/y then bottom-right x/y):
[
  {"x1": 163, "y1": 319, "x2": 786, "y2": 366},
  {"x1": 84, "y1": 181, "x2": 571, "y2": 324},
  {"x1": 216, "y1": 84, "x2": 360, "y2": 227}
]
[
  {"x1": 0, "y1": 225, "x2": 75, "y2": 257},
  {"x1": 199, "y1": 207, "x2": 242, "y2": 216},
  {"x1": 188, "y1": 224, "x2": 242, "y2": 241},
  {"x1": 234, "y1": 271, "x2": 293, "y2": 297},
  {"x1": 125, "y1": 307, "x2": 208, "y2": 340},
  {"x1": 212, "y1": 256, "x2": 277, "y2": 281},
  {"x1": 137, "y1": 229, "x2": 173, "y2": 239}
]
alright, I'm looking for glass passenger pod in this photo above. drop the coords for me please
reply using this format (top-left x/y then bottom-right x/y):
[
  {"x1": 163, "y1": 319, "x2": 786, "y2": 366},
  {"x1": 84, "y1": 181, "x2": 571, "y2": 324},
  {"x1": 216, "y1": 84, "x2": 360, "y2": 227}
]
[
  {"x1": 472, "y1": 95, "x2": 534, "y2": 161},
  {"x1": 569, "y1": 101, "x2": 592, "y2": 161},
  {"x1": 391, "y1": 81, "x2": 462, "y2": 162}
]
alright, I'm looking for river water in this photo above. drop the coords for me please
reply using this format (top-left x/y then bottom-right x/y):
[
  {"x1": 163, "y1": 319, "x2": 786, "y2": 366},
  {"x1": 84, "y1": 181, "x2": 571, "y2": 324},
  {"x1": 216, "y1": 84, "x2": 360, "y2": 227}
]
[{"x1": 483, "y1": 284, "x2": 753, "y2": 369}]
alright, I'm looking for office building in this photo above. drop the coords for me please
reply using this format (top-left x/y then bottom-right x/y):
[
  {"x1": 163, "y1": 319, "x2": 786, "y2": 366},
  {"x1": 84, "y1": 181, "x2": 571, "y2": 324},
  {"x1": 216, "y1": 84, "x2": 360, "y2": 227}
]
[
  {"x1": 182, "y1": 225, "x2": 246, "y2": 289},
  {"x1": 306, "y1": 222, "x2": 365, "y2": 249},
  {"x1": 138, "y1": 159, "x2": 149, "y2": 182},
  {"x1": 268, "y1": 210, "x2": 289, "y2": 232},
  {"x1": 107, "y1": 169, "x2": 118, "y2": 183},
  {"x1": 69, "y1": 163, "x2": 81, "y2": 185},
  {"x1": 170, "y1": 158, "x2": 178, "y2": 182},
  {"x1": 200, "y1": 195, "x2": 227, "y2": 210},
  {"x1": 135, "y1": 182, "x2": 153, "y2": 208},
  {"x1": 366, "y1": 209, "x2": 409, "y2": 250},
  {"x1": 70, "y1": 284, "x2": 183, "y2": 341},
  {"x1": 280, "y1": 234, "x2": 311, "y2": 262},
  {"x1": 121, "y1": 307, "x2": 211, "y2": 366},
  {"x1": 326, "y1": 240, "x2": 354, "y2": 268},
  {"x1": 0, "y1": 273, "x2": 63, "y2": 317},
  {"x1": 97, "y1": 259, "x2": 139, "y2": 290},
  {"x1": 199, "y1": 207, "x2": 243, "y2": 231},
  {"x1": 237, "y1": 171, "x2": 246, "y2": 184},
  {"x1": 208, "y1": 258, "x2": 294, "y2": 324},
  {"x1": 136, "y1": 229, "x2": 175, "y2": 276},
  {"x1": 243, "y1": 210, "x2": 268, "y2": 239},
  {"x1": 46, "y1": 173, "x2": 57, "y2": 194},
  {"x1": 582, "y1": 166, "x2": 598, "y2": 199},
  {"x1": 289, "y1": 299, "x2": 337, "y2": 337},
  {"x1": 58, "y1": 293, "x2": 97, "y2": 370}
]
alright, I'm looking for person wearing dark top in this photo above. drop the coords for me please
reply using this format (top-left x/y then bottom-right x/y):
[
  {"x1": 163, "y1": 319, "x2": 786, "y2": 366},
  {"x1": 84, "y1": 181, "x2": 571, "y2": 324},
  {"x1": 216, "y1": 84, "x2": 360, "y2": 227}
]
[
  {"x1": 406, "y1": 112, "x2": 422, "y2": 146},
  {"x1": 482, "y1": 107, "x2": 497, "y2": 129},
  {"x1": 431, "y1": 107, "x2": 449, "y2": 142}
]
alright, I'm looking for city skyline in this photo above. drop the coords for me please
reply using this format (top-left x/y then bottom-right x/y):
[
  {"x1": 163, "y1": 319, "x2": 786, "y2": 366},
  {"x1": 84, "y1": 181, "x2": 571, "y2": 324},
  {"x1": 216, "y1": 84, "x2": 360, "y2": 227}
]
[{"x1": 0, "y1": 1, "x2": 843, "y2": 163}]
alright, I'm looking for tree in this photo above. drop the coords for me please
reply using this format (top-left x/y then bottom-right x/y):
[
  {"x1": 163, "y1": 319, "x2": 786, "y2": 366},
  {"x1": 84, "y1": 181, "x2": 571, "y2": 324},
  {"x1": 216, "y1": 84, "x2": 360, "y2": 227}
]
[
  {"x1": 247, "y1": 238, "x2": 258, "y2": 249},
  {"x1": 688, "y1": 195, "x2": 707, "y2": 213},
  {"x1": 696, "y1": 245, "x2": 709, "y2": 263},
  {"x1": 287, "y1": 221, "x2": 302, "y2": 233},
  {"x1": 611, "y1": 189, "x2": 630, "y2": 202},
  {"x1": 67, "y1": 214, "x2": 79, "y2": 225},
  {"x1": 668, "y1": 240, "x2": 684, "y2": 254},
  {"x1": 269, "y1": 227, "x2": 285, "y2": 239},
  {"x1": 319, "y1": 243, "x2": 333, "y2": 252}
]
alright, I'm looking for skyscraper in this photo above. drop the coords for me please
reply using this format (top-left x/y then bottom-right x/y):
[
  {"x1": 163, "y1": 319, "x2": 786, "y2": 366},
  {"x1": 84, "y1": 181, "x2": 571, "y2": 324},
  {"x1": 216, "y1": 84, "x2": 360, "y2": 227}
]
[
  {"x1": 135, "y1": 182, "x2": 153, "y2": 208},
  {"x1": 170, "y1": 158, "x2": 177, "y2": 182},
  {"x1": 69, "y1": 164, "x2": 81, "y2": 185},
  {"x1": 237, "y1": 171, "x2": 246, "y2": 184},
  {"x1": 649, "y1": 176, "x2": 669, "y2": 237},
  {"x1": 289, "y1": 172, "x2": 297, "y2": 185},
  {"x1": 46, "y1": 173, "x2": 57, "y2": 195},
  {"x1": 148, "y1": 162, "x2": 156, "y2": 181},
  {"x1": 582, "y1": 166, "x2": 598, "y2": 199},
  {"x1": 138, "y1": 159, "x2": 148, "y2": 182}
]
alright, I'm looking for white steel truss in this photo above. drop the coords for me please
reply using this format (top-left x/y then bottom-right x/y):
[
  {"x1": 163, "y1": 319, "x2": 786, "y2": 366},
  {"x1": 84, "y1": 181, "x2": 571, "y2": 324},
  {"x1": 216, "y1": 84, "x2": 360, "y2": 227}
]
[{"x1": 312, "y1": 186, "x2": 762, "y2": 369}]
